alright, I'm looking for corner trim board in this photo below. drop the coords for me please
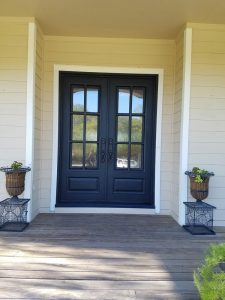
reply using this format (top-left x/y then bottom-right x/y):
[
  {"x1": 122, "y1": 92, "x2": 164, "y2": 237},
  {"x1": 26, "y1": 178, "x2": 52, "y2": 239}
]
[
  {"x1": 178, "y1": 28, "x2": 192, "y2": 225},
  {"x1": 25, "y1": 22, "x2": 37, "y2": 221}
]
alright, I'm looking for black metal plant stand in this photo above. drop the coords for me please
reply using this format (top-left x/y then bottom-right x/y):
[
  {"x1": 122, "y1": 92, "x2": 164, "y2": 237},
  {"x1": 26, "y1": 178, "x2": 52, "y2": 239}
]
[
  {"x1": 0, "y1": 198, "x2": 30, "y2": 232},
  {"x1": 183, "y1": 201, "x2": 216, "y2": 235}
]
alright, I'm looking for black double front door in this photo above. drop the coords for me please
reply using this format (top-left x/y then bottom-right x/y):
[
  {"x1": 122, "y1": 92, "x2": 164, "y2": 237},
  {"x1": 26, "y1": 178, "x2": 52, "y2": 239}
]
[{"x1": 57, "y1": 72, "x2": 158, "y2": 208}]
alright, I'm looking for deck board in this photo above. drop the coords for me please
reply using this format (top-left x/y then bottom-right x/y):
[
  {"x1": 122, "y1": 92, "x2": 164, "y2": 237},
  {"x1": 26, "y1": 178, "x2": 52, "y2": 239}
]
[{"x1": 0, "y1": 213, "x2": 224, "y2": 299}]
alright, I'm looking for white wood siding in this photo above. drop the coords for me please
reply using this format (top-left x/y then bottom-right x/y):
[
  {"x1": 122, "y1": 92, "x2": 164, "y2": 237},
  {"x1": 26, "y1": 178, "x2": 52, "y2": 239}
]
[
  {"x1": 0, "y1": 19, "x2": 28, "y2": 199},
  {"x1": 189, "y1": 24, "x2": 225, "y2": 226},
  {"x1": 39, "y1": 36, "x2": 175, "y2": 213}
]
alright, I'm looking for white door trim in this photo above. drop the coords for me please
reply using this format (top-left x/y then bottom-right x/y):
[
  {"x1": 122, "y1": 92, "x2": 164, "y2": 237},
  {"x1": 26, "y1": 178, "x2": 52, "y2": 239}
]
[{"x1": 51, "y1": 65, "x2": 164, "y2": 213}]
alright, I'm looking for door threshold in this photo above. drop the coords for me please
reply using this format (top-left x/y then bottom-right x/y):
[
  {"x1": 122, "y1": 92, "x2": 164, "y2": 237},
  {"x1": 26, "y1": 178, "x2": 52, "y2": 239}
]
[{"x1": 54, "y1": 207, "x2": 156, "y2": 214}]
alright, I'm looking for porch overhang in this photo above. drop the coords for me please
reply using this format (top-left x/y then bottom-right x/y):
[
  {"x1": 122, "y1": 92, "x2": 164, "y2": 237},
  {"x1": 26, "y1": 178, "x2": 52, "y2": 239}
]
[{"x1": 1, "y1": 0, "x2": 225, "y2": 39}]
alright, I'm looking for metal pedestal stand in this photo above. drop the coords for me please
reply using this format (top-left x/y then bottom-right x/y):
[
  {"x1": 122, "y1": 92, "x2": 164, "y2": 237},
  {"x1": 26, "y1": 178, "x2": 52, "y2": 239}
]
[
  {"x1": 0, "y1": 198, "x2": 30, "y2": 232},
  {"x1": 183, "y1": 201, "x2": 216, "y2": 235}
]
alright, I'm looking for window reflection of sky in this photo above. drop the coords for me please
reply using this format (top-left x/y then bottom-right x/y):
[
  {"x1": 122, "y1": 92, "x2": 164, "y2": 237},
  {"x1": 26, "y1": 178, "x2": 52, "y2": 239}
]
[
  {"x1": 87, "y1": 90, "x2": 98, "y2": 112},
  {"x1": 73, "y1": 88, "x2": 143, "y2": 113},
  {"x1": 73, "y1": 90, "x2": 84, "y2": 111},
  {"x1": 118, "y1": 90, "x2": 143, "y2": 114},
  {"x1": 132, "y1": 95, "x2": 143, "y2": 113},
  {"x1": 118, "y1": 91, "x2": 130, "y2": 113},
  {"x1": 73, "y1": 89, "x2": 98, "y2": 112}
]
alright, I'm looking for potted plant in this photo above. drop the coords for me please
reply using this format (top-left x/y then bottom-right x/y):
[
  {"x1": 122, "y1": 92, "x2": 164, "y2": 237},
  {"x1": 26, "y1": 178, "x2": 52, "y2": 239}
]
[
  {"x1": 0, "y1": 161, "x2": 31, "y2": 201},
  {"x1": 185, "y1": 167, "x2": 214, "y2": 202}
]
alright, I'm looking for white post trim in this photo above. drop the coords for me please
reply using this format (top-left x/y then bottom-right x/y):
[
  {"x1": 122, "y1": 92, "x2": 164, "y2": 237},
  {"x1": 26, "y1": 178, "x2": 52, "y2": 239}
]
[
  {"x1": 50, "y1": 68, "x2": 60, "y2": 211},
  {"x1": 155, "y1": 71, "x2": 163, "y2": 213},
  {"x1": 178, "y1": 28, "x2": 192, "y2": 225},
  {"x1": 24, "y1": 22, "x2": 36, "y2": 221},
  {"x1": 51, "y1": 65, "x2": 164, "y2": 213}
]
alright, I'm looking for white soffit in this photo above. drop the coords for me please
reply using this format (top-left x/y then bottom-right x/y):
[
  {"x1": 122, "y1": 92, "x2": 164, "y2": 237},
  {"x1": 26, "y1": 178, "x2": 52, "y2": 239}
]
[{"x1": 1, "y1": 0, "x2": 225, "y2": 38}]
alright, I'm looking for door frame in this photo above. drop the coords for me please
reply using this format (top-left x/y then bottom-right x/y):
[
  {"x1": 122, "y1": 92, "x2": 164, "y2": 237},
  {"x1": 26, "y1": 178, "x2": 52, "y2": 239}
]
[{"x1": 51, "y1": 65, "x2": 164, "y2": 214}]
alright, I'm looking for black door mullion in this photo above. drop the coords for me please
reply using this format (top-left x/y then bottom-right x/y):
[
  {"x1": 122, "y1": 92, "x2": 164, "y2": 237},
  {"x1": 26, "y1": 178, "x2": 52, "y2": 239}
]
[
  {"x1": 128, "y1": 87, "x2": 133, "y2": 170},
  {"x1": 83, "y1": 86, "x2": 87, "y2": 169}
]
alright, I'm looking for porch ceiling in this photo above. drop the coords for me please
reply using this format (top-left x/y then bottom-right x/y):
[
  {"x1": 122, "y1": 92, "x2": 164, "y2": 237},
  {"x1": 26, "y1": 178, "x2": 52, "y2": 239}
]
[{"x1": 1, "y1": 0, "x2": 225, "y2": 38}]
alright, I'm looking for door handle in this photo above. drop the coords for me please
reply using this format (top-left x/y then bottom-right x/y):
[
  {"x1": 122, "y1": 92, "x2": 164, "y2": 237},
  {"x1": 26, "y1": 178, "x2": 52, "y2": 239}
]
[
  {"x1": 108, "y1": 138, "x2": 114, "y2": 161},
  {"x1": 100, "y1": 138, "x2": 106, "y2": 163}
]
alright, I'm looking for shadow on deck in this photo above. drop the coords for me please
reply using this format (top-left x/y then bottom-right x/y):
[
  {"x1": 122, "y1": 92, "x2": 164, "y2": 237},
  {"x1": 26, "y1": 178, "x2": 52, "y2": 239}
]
[{"x1": 0, "y1": 213, "x2": 224, "y2": 299}]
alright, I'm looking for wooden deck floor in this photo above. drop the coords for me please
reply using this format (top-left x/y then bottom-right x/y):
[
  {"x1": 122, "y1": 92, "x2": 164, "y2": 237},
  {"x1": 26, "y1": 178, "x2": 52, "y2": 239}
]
[{"x1": 0, "y1": 214, "x2": 224, "y2": 299}]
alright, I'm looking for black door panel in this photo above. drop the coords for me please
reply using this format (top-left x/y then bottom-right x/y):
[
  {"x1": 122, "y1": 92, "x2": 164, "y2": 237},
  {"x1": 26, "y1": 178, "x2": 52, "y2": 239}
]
[{"x1": 57, "y1": 72, "x2": 157, "y2": 207}]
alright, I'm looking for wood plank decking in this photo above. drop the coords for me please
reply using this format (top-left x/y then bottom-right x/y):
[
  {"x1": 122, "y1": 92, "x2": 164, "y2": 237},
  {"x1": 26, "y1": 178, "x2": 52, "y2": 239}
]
[{"x1": 0, "y1": 213, "x2": 224, "y2": 299}]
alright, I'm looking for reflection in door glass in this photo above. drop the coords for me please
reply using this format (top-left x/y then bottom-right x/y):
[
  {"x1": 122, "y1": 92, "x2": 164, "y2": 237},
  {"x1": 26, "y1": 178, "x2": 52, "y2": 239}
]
[
  {"x1": 131, "y1": 116, "x2": 142, "y2": 142},
  {"x1": 116, "y1": 144, "x2": 128, "y2": 168},
  {"x1": 73, "y1": 87, "x2": 84, "y2": 112},
  {"x1": 87, "y1": 88, "x2": 99, "y2": 112},
  {"x1": 118, "y1": 89, "x2": 130, "y2": 113},
  {"x1": 117, "y1": 116, "x2": 129, "y2": 142},
  {"x1": 130, "y1": 144, "x2": 142, "y2": 169},
  {"x1": 132, "y1": 88, "x2": 144, "y2": 113},
  {"x1": 72, "y1": 143, "x2": 83, "y2": 167},
  {"x1": 85, "y1": 143, "x2": 97, "y2": 168},
  {"x1": 73, "y1": 115, "x2": 83, "y2": 140},
  {"x1": 86, "y1": 115, "x2": 98, "y2": 141}
]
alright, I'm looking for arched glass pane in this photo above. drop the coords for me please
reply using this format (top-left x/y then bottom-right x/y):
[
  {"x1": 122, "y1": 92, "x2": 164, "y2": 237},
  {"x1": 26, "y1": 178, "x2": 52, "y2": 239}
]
[
  {"x1": 87, "y1": 88, "x2": 99, "y2": 112},
  {"x1": 132, "y1": 88, "x2": 144, "y2": 113},
  {"x1": 118, "y1": 88, "x2": 130, "y2": 113},
  {"x1": 73, "y1": 87, "x2": 84, "y2": 112}
]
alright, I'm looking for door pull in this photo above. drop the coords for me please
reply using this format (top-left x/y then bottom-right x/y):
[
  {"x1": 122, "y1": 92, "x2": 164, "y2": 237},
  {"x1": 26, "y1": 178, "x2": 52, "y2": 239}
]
[
  {"x1": 100, "y1": 138, "x2": 106, "y2": 163},
  {"x1": 108, "y1": 138, "x2": 114, "y2": 161}
]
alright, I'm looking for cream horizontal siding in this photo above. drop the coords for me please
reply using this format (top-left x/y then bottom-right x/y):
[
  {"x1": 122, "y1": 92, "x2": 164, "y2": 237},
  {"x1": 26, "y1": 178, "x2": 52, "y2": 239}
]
[
  {"x1": 40, "y1": 36, "x2": 175, "y2": 213},
  {"x1": 0, "y1": 19, "x2": 28, "y2": 200},
  {"x1": 189, "y1": 24, "x2": 225, "y2": 226}
]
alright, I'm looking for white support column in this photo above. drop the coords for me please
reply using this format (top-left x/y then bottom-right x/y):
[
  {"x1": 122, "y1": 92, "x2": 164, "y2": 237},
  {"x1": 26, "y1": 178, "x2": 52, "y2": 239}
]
[
  {"x1": 178, "y1": 28, "x2": 192, "y2": 225},
  {"x1": 24, "y1": 22, "x2": 36, "y2": 222}
]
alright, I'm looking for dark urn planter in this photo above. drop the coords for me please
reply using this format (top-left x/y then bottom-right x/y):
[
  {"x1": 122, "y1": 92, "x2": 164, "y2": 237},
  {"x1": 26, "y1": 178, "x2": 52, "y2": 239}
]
[
  {"x1": 189, "y1": 176, "x2": 209, "y2": 201},
  {"x1": 185, "y1": 169, "x2": 214, "y2": 202},
  {"x1": 0, "y1": 167, "x2": 31, "y2": 200}
]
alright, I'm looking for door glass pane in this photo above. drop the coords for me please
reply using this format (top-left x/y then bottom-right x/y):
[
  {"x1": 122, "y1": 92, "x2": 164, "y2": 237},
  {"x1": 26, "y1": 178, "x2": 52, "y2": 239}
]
[
  {"x1": 86, "y1": 115, "x2": 98, "y2": 141},
  {"x1": 117, "y1": 116, "x2": 129, "y2": 142},
  {"x1": 132, "y1": 88, "x2": 144, "y2": 113},
  {"x1": 131, "y1": 116, "x2": 143, "y2": 142},
  {"x1": 72, "y1": 143, "x2": 83, "y2": 167},
  {"x1": 87, "y1": 88, "x2": 99, "y2": 113},
  {"x1": 116, "y1": 144, "x2": 128, "y2": 169},
  {"x1": 130, "y1": 144, "x2": 142, "y2": 169},
  {"x1": 118, "y1": 88, "x2": 130, "y2": 113},
  {"x1": 73, "y1": 87, "x2": 84, "y2": 112},
  {"x1": 85, "y1": 143, "x2": 97, "y2": 168},
  {"x1": 72, "y1": 115, "x2": 83, "y2": 141}
]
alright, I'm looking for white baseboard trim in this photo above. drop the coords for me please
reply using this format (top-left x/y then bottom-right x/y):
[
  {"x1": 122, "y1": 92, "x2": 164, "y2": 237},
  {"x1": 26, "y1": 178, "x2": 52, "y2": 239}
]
[{"x1": 54, "y1": 207, "x2": 156, "y2": 214}]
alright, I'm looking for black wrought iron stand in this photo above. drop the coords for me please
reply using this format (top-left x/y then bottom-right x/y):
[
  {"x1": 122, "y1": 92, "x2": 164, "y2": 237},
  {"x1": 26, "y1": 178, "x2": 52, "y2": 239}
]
[
  {"x1": 0, "y1": 198, "x2": 30, "y2": 232},
  {"x1": 183, "y1": 201, "x2": 216, "y2": 235}
]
